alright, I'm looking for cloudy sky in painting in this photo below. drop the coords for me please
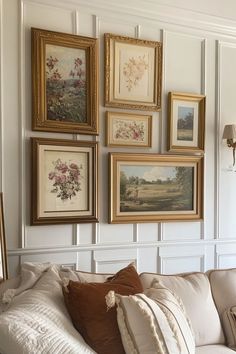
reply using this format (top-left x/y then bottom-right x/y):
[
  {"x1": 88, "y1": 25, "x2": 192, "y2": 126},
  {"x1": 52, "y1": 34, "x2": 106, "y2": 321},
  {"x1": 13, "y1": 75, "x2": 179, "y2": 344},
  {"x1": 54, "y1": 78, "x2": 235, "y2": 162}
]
[
  {"x1": 46, "y1": 44, "x2": 86, "y2": 80},
  {"x1": 121, "y1": 165, "x2": 176, "y2": 182}
]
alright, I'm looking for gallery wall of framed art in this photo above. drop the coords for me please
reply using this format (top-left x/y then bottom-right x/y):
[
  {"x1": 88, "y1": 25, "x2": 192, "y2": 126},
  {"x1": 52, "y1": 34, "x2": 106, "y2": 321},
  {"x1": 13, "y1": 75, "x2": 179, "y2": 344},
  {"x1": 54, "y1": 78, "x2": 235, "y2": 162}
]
[{"x1": 30, "y1": 27, "x2": 205, "y2": 227}]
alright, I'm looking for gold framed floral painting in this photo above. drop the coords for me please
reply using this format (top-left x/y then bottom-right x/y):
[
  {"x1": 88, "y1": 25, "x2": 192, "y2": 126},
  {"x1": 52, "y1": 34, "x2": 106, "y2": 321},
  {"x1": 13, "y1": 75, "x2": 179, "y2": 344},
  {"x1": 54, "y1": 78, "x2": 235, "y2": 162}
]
[
  {"x1": 104, "y1": 33, "x2": 162, "y2": 111},
  {"x1": 167, "y1": 92, "x2": 205, "y2": 153},
  {"x1": 32, "y1": 28, "x2": 98, "y2": 135},
  {"x1": 31, "y1": 138, "x2": 98, "y2": 225},
  {"x1": 109, "y1": 153, "x2": 203, "y2": 223},
  {"x1": 106, "y1": 111, "x2": 152, "y2": 147}
]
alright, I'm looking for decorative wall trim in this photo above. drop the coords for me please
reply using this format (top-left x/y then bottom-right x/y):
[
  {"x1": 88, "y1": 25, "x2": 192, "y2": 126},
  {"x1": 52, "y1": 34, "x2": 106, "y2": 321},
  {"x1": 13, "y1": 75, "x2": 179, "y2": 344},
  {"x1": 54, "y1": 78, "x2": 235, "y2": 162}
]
[
  {"x1": 93, "y1": 14, "x2": 100, "y2": 38},
  {"x1": 94, "y1": 259, "x2": 136, "y2": 272},
  {"x1": 73, "y1": 9, "x2": 79, "y2": 34},
  {"x1": 215, "y1": 40, "x2": 221, "y2": 240},
  {"x1": 135, "y1": 24, "x2": 141, "y2": 38},
  {"x1": 0, "y1": 0, "x2": 3, "y2": 192},
  {"x1": 25, "y1": 0, "x2": 236, "y2": 37},
  {"x1": 20, "y1": 1, "x2": 26, "y2": 248},
  {"x1": 133, "y1": 224, "x2": 138, "y2": 242},
  {"x1": 160, "y1": 255, "x2": 205, "y2": 273},
  {"x1": 8, "y1": 238, "x2": 236, "y2": 257}
]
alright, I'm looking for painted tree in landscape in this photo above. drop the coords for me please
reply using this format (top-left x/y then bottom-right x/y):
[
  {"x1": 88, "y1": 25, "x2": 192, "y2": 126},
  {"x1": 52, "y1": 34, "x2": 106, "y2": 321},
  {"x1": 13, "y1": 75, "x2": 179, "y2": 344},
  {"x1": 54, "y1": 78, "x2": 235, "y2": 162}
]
[{"x1": 175, "y1": 166, "x2": 193, "y2": 207}]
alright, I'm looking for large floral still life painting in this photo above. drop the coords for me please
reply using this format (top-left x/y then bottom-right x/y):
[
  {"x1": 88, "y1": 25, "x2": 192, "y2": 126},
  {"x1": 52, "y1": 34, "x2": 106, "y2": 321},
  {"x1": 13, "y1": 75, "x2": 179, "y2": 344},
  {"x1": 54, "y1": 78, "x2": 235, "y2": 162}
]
[
  {"x1": 32, "y1": 28, "x2": 98, "y2": 134},
  {"x1": 31, "y1": 138, "x2": 98, "y2": 225}
]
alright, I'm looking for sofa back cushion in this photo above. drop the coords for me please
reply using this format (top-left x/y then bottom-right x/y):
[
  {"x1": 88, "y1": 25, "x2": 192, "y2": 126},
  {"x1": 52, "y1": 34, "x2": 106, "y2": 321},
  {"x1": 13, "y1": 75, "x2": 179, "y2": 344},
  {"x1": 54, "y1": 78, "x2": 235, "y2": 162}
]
[
  {"x1": 140, "y1": 272, "x2": 225, "y2": 346},
  {"x1": 208, "y1": 268, "x2": 236, "y2": 317}
]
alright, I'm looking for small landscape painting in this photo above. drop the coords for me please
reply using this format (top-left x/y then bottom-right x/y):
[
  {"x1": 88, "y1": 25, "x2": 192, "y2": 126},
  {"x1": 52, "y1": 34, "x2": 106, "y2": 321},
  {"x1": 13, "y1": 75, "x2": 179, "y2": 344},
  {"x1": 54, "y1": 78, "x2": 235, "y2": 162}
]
[
  {"x1": 167, "y1": 92, "x2": 205, "y2": 153},
  {"x1": 119, "y1": 164, "x2": 194, "y2": 212},
  {"x1": 177, "y1": 106, "x2": 194, "y2": 141},
  {"x1": 46, "y1": 44, "x2": 86, "y2": 123}
]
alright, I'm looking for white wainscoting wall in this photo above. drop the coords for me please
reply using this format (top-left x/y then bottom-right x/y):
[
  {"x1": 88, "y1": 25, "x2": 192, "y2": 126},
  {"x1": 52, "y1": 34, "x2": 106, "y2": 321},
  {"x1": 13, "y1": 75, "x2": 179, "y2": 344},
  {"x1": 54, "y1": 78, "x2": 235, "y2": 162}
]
[{"x1": 1, "y1": 0, "x2": 236, "y2": 276}]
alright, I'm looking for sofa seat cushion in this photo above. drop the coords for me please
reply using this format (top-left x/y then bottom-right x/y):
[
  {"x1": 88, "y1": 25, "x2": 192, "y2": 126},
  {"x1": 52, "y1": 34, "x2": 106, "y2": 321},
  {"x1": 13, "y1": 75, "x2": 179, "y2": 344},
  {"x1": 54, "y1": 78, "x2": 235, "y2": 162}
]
[
  {"x1": 196, "y1": 345, "x2": 235, "y2": 353},
  {"x1": 140, "y1": 272, "x2": 225, "y2": 346}
]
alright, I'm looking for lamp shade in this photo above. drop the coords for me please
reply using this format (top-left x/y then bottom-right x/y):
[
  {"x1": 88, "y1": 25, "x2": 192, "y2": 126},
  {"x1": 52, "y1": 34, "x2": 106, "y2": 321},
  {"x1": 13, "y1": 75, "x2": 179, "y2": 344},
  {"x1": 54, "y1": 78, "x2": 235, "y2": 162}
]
[{"x1": 222, "y1": 124, "x2": 236, "y2": 139}]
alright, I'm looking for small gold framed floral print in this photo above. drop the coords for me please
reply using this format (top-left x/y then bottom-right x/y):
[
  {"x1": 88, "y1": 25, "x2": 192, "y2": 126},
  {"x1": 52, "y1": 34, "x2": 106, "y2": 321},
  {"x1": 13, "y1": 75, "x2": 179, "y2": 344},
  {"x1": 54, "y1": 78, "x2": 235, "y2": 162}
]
[{"x1": 106, "y1": 111, "x2": 152, "y2": 148}]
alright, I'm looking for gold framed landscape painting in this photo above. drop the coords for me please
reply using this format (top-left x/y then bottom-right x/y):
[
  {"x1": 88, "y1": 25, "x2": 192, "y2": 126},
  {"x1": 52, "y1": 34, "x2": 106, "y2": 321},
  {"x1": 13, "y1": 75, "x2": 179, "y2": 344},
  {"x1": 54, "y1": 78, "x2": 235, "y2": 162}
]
[
  {"x1": 104, "y1": 33, "x2": 162, "y2": 111},
  {"x1": 106, "y1": 111, "x2": 152, "y2": 147},
  {"x1": 31, "y1": 138, "x2": 98, "y2": 225},
  {"x1": 109, "y1": 153, "x2": 203, "y2": 223},
  {"x1": 32, "y1": 28, "x2": 98, "y2": 135},
  {"x1": 167, "y1": 92, "x2": 205, "y2": 153}
]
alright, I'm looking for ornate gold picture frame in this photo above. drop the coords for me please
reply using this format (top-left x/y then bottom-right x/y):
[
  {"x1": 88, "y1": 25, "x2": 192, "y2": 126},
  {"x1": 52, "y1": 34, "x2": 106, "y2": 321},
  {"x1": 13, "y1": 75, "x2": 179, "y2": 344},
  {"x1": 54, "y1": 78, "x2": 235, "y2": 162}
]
[
  {"x1": 32, "y1": 28, "x2": 99, "y2": 135},
  {"x1": 0, "y1": 193, "x2": 8, "y2": 280},
  {"x1": 104, "y1": 33, "x2": 162, "y2": 111},
  {"x1": 106, "y1": 111, "x2": 152, "y2": 148},
  {"x1": 167, "y1": 92, "x2": 205, "y2": 153},
  {"x1": 109, "y1": 153, "x2": 203, "y2": 223},
  {"x1": 31, "y1": 138, "x2": 98, "y2": 225}
]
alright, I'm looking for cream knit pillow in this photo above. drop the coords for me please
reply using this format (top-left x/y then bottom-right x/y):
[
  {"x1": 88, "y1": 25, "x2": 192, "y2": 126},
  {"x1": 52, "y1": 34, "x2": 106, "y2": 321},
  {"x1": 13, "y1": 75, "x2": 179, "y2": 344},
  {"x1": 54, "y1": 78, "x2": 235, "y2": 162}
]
[{"x1": 106, "y1": 283, "x2": 195, "y2": 354}]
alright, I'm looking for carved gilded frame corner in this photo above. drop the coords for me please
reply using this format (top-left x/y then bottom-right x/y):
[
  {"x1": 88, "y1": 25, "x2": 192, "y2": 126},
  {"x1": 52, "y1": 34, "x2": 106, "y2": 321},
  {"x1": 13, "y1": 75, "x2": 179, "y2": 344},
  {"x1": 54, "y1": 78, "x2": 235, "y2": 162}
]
[
  {"x1": 32, "y1": 28, "x2": 99, "y2": 135},
  {"x1": 104, "y1": 33, "x2": 162, "y2": 111},
  {"x1": 109, "y1": 153, "x2": 204, "y2": 223},
  {"x1": 0, "y1": 193, "x2": 8, "y2": 280}
]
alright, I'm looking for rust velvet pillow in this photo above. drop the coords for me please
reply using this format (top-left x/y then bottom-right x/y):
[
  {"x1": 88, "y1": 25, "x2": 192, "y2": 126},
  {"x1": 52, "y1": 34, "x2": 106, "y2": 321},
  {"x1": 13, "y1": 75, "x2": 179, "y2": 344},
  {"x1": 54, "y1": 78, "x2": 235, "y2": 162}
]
[{"x1": 63, "y1": 264, "x2": 143, "y2": 354}]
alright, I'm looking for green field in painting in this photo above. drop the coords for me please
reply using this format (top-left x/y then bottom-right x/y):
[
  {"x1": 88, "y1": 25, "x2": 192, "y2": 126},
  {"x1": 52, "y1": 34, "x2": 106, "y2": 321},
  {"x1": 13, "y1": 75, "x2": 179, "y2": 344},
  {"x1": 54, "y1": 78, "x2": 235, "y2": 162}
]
[
  {"x1": 120, "y1": 182, "x2": 193, "y2": 212},
  {"x1": 177, "y1": 129, "x2": 193, "y2": 141}
]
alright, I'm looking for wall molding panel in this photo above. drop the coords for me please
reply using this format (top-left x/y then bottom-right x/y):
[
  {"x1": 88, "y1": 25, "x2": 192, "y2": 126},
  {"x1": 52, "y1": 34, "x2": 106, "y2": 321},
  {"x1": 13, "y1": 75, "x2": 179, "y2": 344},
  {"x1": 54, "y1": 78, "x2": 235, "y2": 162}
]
[
  {"x1": 3, "y1": 0, "x2": 236, "y2": 276},
  {"x1": 0, "y1": 0, "x2": 3, "y2": 193}
]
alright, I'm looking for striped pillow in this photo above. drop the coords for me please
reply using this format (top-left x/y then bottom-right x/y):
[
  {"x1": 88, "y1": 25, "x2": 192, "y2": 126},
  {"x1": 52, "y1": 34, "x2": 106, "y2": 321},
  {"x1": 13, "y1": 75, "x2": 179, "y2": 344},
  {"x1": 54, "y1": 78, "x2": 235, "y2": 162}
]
[{"x1": 109, "y1": 283, "x2": 195, "y2": 354}]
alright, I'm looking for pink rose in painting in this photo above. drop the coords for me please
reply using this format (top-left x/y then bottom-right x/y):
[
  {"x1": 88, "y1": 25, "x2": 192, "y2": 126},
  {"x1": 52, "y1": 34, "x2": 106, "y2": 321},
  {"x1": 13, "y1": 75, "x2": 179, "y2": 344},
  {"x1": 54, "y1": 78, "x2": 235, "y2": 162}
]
[
  {"x1": 57, "y1": 163, "x2": 68, "y2": 174},
  {"x1": 48, "y1": 159, "x2": 82, "y2": 201},
  {"x1": 70, "y1": 163, "x2": 79, "y2": 170}
]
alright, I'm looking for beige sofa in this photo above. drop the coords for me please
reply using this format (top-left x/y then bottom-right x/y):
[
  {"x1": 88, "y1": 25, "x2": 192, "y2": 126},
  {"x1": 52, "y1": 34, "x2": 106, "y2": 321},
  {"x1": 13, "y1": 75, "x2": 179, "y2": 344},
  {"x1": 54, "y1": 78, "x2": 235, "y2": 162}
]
[
  {"x1": 139, "y1": 268, "x2": 236, "y2": 353},
  {"x1": 0, "y1": 265, "x2": 236, "y2": 353}
]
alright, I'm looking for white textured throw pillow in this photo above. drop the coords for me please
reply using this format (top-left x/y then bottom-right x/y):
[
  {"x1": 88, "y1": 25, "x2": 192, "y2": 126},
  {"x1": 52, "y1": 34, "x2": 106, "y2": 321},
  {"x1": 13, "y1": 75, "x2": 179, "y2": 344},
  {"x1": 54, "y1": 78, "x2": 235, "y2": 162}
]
[{"x1": 107, "y1": 283, "x2": 195, "y2": 354}]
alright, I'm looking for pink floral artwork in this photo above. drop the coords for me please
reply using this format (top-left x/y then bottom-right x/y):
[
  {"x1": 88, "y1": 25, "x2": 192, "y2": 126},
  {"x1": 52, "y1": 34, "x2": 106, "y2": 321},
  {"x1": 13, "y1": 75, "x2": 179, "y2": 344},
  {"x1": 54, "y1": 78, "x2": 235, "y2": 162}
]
[
  {"x1": 123, "y1": 55, "x2": 148, "y2": 92},
  {"x1": 113, "y1": 119, "x2": 145, "y2": 143},
  {"x1": 48, "y1": 158, "x2": 82, "y2": 201}
]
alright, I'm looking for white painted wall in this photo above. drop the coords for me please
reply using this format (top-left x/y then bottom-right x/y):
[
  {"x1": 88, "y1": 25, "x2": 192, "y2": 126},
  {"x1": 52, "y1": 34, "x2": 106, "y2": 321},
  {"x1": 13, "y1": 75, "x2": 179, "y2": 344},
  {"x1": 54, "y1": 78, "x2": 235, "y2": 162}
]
[{"x1": 1, "y1": 0, "x2": 236, "y2": 276}]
